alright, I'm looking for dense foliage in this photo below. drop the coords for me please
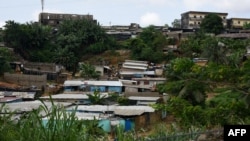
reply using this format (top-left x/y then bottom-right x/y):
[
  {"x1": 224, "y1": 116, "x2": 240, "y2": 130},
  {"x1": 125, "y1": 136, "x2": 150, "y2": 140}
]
[
  {"x1": 2, "y1": 20, "x2": 117, "y2": 75},
  {"x1": 156, "y1": 32, "x2": 250, "y2": 129},
  {"x1": 79, "y1": 63, "x2": 100, "y2": 80},
  {"x1": 0, "y1": 48, "x2": 14, "y2": 74},
  {"x1": 127, "y1": 26, "x2": 169, "y2": 63},
  {"x1": 3, "y1": 21, "x2": 54, "y2": 62},
  {"x1": 0, "y1": 102, "x2": 108, "y2": 141},
  {"x1": 157, "y1": 58, "x2": 209, "y2": 106},
  {"x1": 200, "y1": 13, "x2": 224, "y2": 35},
  {"x1": 243, "y1": 22, "x2": 250, "y2": 29}
]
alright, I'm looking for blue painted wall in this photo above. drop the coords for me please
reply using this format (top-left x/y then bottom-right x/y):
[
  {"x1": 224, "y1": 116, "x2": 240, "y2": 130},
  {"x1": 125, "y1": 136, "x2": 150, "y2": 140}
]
[{"x1": 108, "y1": 86, "x2": 122, "y2": 93}]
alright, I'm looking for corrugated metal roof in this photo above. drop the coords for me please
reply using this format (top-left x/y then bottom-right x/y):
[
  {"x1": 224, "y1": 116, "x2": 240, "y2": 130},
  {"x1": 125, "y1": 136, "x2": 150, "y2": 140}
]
[
  {"x1": 84, "y1": 80, "x2": 122, "y2": 86},
  {"x1": 1, "y1": 100, "x2": 72, "y2": 113},
  {"x1": 116, "y1": 106, "x2": 155, "y2": 112},
  {"x1": 40, "y1": 94, "x2": 89, "y2": 99},
  {"x1": 0, "y1": 91, "x2": 36, "y2": 99},
  {"x1": 0, "y1": 97, "x2": 22, "y2": 103},
  {"x1": 40, "y1": 93, "x2": 109, "y2": 100},
  {"x1": 123, "y1": 62, "x2": 148, "y2": 67},
  {"x1": 114, "y1": 106, "x2": 155, "y2": 116},
  {"x1": 64, "y1": 80, "x2": 123, "y2": 87},
  {"x1": 128, "y1": 96, "x2": 160, "y2": 101},
  {"x1": 64, "y1": 80, "x2": 85, "y2": 86},
  {"x1": 74, "y1": 112, "x2": 102, "y2": 120},
  {"x1": 132, "y1": 77, "x2": 166, "y2": 81},
  {"x1": 122, "y1": 84, "x2": 152, "y2": 89},
  {"x1": 125, "y1": 60, "x2": 148, "y2": 64},
  {"x1": 119, "y1": 71, "x2": 155, "y2": 75},
  {"x1": 114, "y1": 109, "x2": 144, "y2": 116},
  {"x1": 67, "y1": 105, "x2": 155, "y2": 116},
  {"x1": 122, "y1": 66, "x2": 147, "y2": 70},
  {"x1": 67, "y1": 105, "x2": 117, "y2": 112},
  {"x1": 137, "y1": 101, "x2": 157, "y2": 105}
]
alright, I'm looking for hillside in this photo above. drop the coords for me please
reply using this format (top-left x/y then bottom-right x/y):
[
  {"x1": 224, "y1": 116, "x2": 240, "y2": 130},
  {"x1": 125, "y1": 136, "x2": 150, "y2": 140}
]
[{"x1": 82, "y1": 49, "x2": 131, "y2": 66}]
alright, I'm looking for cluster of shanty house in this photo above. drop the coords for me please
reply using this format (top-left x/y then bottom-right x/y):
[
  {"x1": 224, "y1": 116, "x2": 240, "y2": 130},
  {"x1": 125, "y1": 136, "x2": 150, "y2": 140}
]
[
  {"x1": 2, "y1": 10, "x2": 250, "y2": 134},
  {"x1": 0, "y1": 59, "x2": 167, "y2": 132}
]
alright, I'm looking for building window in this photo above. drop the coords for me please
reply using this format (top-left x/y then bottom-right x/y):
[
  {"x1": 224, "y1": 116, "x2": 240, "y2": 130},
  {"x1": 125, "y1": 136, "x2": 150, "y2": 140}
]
[
  {"x1": 238, "y1": 21, "x2": 241, "y2": 24},
  {"x1": 194, "y1": 15, "x2": 196, "y2": 18},
  {"x1": 198, "y1": 22, "x2": 201, "y2": 24}
]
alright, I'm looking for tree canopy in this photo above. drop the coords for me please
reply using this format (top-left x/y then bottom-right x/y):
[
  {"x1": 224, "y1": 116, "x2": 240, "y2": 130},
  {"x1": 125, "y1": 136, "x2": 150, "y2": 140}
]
[
  {"x1": 200, "y1": 13, "x2": 224, "y2": 35},
  {"x1": 2, "y1": 19, "x2": 117, "y2": 75},
  {"x1": 52, "y1": 19, "x2": 115, "y2": 75},
  {"x1": 127, "y1": 25, "x2": 168, "y2": 63},
  {"x1": 243, "y1": 22, "x2": 250, "y2": 29},
  {"x1": 171, "y1": 19, "x2": 181, "y2": 28}
]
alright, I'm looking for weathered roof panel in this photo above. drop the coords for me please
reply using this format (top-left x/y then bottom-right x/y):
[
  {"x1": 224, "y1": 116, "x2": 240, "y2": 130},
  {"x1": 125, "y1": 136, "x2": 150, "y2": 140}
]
[
  {"x1": 128, "y1": 96, "x2": 160, "y2": 101},
  {"x1": 40, "y1": 93, "x2": 109, "y2": 100},
  {"x1": 64, "y1": 80, "x2": 123, "y2": 87},
  {"x1": 114, "y1": 109, "x2": 144, "y2": 116},
  {"x1": 67, "y1": 105, "x2": 117, "y2": 112},
  {"x1": 1, "y1": 100, "x2": 72, "y2": 113}
]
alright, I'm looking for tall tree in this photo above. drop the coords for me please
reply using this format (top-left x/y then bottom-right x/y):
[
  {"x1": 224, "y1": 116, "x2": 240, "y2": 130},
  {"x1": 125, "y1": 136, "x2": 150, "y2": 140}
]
[
  {"x1": 201, "y1": 37, "x2": 228, "y2": 65},
  {"x1": 171, "y1": 19, "x2": 181, "y2": 28},
  {"x1": 3, "y1": 21, "x2": 53, "y2": 61},
  {"x1": 128, "y1": 26, "x2": 167, "y2": 63},
  {"x1": 158, "y1": 58, "x2": 209, "y2": 105},
  {"x1": 54, "y1": 19, "x2": 109, "y2": 75},
  {"x1": 200, "y1": 13, "x2": 224, "y2": 35}
]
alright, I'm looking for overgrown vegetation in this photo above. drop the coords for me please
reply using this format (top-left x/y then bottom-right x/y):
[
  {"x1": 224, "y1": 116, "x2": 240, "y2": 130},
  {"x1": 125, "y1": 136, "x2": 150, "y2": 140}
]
[{"x1": 0, "y1": 101, "x2": 109, "y2": 141}]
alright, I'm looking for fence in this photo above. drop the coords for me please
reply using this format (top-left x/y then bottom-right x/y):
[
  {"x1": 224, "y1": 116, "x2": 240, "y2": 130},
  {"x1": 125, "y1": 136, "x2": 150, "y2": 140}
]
[{"x1": 4, "y1": 72, "x2": 47, "y2": 89}]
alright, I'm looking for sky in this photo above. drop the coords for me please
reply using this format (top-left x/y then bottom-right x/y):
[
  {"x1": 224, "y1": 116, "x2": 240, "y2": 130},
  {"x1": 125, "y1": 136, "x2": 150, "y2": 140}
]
[{"x1": 1, "y1": 0, "x2": 250, "y2": 28}]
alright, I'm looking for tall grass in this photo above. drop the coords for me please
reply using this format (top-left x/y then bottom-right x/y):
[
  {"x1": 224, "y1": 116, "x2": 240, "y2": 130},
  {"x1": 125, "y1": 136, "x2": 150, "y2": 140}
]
[
  {"x1": 1, "y1": 99, "x2": 225, "y2": 141},
  {"x1": 114, "y1": 125, "x2": 145, "y2": 141},
  {"x1": 0, "y1": 100, "x2": 108, "y2": 141},
  {"x1": 0, "y1": 104, "x2": 20, "y2": 141}
]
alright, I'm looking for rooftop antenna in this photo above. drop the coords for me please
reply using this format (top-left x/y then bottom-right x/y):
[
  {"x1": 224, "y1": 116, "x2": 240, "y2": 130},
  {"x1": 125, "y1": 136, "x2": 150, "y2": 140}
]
[
  {"x1": 40, "y1": 0, "x2": 44, "y2": 24},
  {"x1": 41, "y1": 0, "x2": 44, "y2": 12}
]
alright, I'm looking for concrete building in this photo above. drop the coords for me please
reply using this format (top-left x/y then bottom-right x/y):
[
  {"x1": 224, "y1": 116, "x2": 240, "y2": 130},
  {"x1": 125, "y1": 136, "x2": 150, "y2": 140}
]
[
  {"x1": 39, "y1": 12, "x2": 95, "y2": 26},
  {"x1": 227, "y1": 18, "x2": 250, "y2": 29},
  {"x1": 181, "y1": 11, "x2": 228, "y2": 29}
]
